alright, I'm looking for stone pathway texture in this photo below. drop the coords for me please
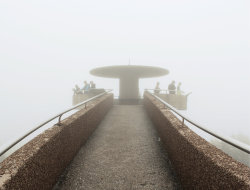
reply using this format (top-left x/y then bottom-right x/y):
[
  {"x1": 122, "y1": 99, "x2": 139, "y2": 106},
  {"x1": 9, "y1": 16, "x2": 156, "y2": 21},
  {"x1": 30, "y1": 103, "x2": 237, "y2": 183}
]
[{"x1": 53, "y1": 105, "x2": 182, "y2": 190}]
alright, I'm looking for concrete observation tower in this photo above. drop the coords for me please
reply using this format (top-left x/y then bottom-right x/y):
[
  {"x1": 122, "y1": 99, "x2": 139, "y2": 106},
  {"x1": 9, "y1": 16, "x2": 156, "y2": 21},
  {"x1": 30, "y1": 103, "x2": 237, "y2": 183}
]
[{"x1": 90, "y1": 65, "x2": 169, "y2": 102}]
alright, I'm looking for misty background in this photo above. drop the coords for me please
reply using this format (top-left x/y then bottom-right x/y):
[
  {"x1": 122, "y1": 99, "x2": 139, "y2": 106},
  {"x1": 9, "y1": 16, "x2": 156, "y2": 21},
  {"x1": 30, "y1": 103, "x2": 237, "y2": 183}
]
[{"x1": 0, "y1": 0, "x2": 249, "y2": 162}]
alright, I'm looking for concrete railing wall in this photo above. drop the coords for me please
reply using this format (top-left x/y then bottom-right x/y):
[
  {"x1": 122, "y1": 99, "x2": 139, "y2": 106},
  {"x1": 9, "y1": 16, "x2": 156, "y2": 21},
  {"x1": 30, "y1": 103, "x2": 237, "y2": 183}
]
[
  {"x1": 144, "y1": 92, "x2": 250, "y2": 189},
  {"x1": 0, "y1": 94, "x2": 113, "y2": 190}
]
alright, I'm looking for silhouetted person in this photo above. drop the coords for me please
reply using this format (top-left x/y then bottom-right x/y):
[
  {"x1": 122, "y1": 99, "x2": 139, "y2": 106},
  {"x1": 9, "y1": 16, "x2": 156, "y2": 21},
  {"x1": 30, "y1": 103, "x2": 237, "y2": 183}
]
[
  {"x1": 177, "y1": 82, "x2": 183, "y2": 95},
  {"x1": 72, "y1": 85, "x2": 83, "y2": 95},
  {"x1": 90, "y1": 81, "x2": 96, "y2": 89},
  {"x1": 168, "y1": 80, "x2": 176, "y2": 94},
  {"x1": 82, "y1": 81, "x2": 90, "y2": 93},
  {"x1": 154, "y1": 82, "x2": 160, "y2": 94}
]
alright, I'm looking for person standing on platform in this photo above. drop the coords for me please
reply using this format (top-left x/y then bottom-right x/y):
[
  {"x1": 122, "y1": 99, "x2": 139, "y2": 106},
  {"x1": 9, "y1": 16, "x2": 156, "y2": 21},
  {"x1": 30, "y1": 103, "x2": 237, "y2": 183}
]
[
  {"x1": 177, "y1": 82, "x2": 183, "y2": 95},
  {"x1": 72, "y1": 85, "x2": 83, "y2": 95},
  {"x1": 168, "y1": 80, "x2": 176, "y2": 94},
  {"x1": 90, "y1": 81, "x2": 96, "y2": 89},
  {"x1": 154, "y1": 82, "x2": 160, "y2": 94},
  {"x1": 82, "y1": 81, "x2": 90, "y2": 93}
]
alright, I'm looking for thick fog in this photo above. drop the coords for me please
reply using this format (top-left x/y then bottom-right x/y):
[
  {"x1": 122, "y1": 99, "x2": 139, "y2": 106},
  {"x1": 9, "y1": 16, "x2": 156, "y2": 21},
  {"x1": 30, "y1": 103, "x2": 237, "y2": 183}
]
[{"x1": 0, "y1": 0, "x2": 249, "y2": 150}]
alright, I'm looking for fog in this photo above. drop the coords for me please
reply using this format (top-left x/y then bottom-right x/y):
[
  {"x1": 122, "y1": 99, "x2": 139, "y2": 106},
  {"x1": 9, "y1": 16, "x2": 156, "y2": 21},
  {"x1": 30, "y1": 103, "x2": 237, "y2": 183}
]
[{"x1": 0, "y1": 0, "x2": 249, "y2": 152}]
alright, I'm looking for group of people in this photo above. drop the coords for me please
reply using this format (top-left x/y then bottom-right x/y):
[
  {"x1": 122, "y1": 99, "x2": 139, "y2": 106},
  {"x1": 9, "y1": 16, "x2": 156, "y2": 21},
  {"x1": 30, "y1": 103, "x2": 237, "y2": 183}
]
[
  {"x1": 154, "y1": 80, "x2": 183, "y2": 95},
  {"x1": 73, "y1": 81, "x2": 96, "y2": 95}
]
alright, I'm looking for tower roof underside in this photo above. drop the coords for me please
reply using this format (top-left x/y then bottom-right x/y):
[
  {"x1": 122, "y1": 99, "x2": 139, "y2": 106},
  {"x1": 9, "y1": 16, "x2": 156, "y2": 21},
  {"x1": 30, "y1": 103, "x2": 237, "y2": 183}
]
[{"x1": 90, "y1": 65, "x2": 169, "y2": 78}]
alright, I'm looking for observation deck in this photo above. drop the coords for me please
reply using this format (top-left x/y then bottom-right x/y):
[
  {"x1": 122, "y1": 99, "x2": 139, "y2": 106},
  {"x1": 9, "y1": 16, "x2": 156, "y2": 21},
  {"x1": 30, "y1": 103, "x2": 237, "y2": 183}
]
[{"x1": 0, "y1": 66, "x2": 249, "y2": 189}]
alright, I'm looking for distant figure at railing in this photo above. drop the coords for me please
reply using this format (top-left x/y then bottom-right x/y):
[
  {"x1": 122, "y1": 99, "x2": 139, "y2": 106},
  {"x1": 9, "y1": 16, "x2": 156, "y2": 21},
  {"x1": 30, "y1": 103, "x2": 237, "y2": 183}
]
[
  {"x1": 90, "y1": 81, "x2": 96, "y2": 89},
  {"x1": 177, "y1": 82, "x2": 183, "y2": 95},
  {"x1": 154, "y1": 82, "x2": 160, "y2": 94},
  {"x1": 82, "y1": 81, "x2": 90, "y2": 93},
  {"x1": 168, "y1": 80, "x2": 176, "y2": 94},
  {"x1": 72, "y1": 85, "x2": 83, "y2": 95}
]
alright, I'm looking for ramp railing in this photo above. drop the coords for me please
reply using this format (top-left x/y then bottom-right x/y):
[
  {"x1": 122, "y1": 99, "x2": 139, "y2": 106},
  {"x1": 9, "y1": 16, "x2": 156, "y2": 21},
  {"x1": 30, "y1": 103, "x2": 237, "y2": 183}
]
[
  {"x1": 0, "y1": 90, "x2": 113, "y2": 158},
  {"x1": 145, "y1": 90, "x2": 250, "y2": 154}
]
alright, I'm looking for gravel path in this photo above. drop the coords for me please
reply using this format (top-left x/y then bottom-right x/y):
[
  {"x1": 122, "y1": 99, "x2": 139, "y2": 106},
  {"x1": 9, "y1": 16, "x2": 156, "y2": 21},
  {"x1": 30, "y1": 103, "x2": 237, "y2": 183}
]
[{"x1": 53, "y1": 105, "x2": 181, "y2": 190}]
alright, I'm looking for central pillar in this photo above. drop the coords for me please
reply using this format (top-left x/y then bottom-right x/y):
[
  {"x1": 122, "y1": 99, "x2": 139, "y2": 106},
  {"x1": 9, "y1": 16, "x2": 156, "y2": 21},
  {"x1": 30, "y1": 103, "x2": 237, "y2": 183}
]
[
  {"x1": 90, "y1": 65, "x2": 169, "y2": 104},
  {"x1": 119, "y1": 76, "x2": 139, "y2": 100}
]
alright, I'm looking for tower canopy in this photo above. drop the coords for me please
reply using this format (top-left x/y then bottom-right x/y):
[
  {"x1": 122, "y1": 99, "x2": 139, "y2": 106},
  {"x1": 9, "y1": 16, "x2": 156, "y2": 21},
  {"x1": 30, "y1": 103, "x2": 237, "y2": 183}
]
[
  {"x1": 90, "y1": 65, "x2": 169, "y2": 78},
  {"x1": 90, "y1": 65, "x2": 169, "y2": 101}
]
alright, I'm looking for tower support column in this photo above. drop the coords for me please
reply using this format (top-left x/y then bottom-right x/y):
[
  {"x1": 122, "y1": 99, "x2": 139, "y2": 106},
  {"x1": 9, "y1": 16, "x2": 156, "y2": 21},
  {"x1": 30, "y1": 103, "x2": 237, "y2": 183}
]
[{"x1": 119, "y1": 76, "x2": 139, "y2": 100}]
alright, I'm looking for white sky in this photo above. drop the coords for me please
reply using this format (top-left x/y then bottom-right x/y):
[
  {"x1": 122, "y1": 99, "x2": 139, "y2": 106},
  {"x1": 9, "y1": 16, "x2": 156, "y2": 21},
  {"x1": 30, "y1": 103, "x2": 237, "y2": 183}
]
[{"x1": 0, "y1": 0, "x2": 249, "y2": 145}]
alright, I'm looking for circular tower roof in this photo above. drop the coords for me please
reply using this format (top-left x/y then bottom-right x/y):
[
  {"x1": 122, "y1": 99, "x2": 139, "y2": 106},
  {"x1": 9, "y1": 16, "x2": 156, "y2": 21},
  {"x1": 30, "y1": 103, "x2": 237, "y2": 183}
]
[{"x1": 90, "y1": 65, "x2": 169, "y2": 78}]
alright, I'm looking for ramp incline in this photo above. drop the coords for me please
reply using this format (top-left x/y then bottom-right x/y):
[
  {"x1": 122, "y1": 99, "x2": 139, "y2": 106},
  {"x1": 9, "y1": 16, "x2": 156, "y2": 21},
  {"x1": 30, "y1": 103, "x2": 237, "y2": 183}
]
[{"x1": 54, "y1": 105, "x2": 181, "y2": 190}]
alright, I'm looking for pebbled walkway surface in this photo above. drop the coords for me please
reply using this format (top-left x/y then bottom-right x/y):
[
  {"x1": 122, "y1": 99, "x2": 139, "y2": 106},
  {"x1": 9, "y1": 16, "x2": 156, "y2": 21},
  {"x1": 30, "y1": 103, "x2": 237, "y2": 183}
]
[{"x1": 53, "y1": 105, "x2": 181, "y2": 190}]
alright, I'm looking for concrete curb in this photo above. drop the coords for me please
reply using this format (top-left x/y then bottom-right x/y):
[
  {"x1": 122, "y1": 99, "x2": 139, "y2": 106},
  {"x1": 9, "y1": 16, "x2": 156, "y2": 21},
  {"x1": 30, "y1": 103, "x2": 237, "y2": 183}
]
[
  {"x1": 144, "y1": 92, "x2": 250, "y2": 189},
  {"x1": 0, "y1": 94, "x2": 113, "y2": 190}
]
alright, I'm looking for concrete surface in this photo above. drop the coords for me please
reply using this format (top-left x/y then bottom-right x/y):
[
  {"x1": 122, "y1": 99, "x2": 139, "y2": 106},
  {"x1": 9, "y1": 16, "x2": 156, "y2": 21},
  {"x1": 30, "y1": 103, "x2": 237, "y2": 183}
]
[
  {"x1": 0, "y1": 94, "x2": 113, "y2": 190},
  {"x1": 53, "y1": 105, "x2": 181, "y2": 190},
  {"x1": 144, "y1": 92, "x2": 250, "y2": 189}
]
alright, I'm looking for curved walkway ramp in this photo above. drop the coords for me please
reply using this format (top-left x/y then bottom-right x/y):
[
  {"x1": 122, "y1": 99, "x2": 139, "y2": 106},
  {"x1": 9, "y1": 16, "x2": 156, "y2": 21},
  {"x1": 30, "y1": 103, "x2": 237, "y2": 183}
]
[
  {"x1": 0, "y1": 94, "x2": 113, "y2": 190},
  {"x1": 144, "y1": 92, "x2": 250, "y2": 189},
  {"x1": 54, "y1": 105, "x2": 181, "y2": 190}
]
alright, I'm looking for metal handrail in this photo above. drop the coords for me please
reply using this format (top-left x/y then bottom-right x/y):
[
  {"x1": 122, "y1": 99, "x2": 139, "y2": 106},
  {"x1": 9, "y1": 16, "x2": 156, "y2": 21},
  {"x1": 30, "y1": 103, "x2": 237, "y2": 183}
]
[
  {"x1": 145, "y1": 90, "x2": 250, "y2": 154},
  {"x1": 145, "y1": 88, "x2": 170, "y2": 92},
  {"x1": 0, "y1": 90, "x2": 113, "y2": 157},
  {"x1": 145, "y1": 88, "x2": 192, "y2": 96},
  {"x1": 146, "y1": 88, "x2": 173, "y2": 93}
]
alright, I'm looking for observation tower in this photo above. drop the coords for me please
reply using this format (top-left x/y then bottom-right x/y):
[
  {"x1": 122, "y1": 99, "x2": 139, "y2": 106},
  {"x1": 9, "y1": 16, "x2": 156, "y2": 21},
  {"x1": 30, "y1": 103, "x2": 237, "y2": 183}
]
[{"x1": 90, "y1": 65, "x2": 169, "y2": 102}]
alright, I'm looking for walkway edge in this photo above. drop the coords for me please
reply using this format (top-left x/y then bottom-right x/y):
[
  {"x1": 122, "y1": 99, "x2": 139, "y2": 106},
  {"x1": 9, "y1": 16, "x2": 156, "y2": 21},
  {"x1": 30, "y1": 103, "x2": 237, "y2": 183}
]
[
  {"x1": 144, "y1": 92, "x2": 250, "y2": 189},
  {"x1": 0, "y1": 94, "x2": 113, "y2": 190}
]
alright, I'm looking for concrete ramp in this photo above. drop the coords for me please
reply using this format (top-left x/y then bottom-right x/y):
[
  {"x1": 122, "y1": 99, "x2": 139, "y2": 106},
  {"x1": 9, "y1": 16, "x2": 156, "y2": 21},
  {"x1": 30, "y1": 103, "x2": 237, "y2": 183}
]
[{"x1": 54, "y1": 105, "x2": 181, "y2": 190}]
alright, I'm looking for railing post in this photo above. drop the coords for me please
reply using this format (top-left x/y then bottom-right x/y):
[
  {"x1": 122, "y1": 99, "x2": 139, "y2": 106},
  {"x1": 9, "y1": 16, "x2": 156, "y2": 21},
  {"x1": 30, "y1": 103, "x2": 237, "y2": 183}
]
[
  {"x1": 146, "y1": 90, "x2": 250, "y2": 154},
  {"x1": 58, "y1": 114, "x2": 62, "y2": 126},
  {"x1": 0, "y1": 90, "x2": 113, "y2": 158}
]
